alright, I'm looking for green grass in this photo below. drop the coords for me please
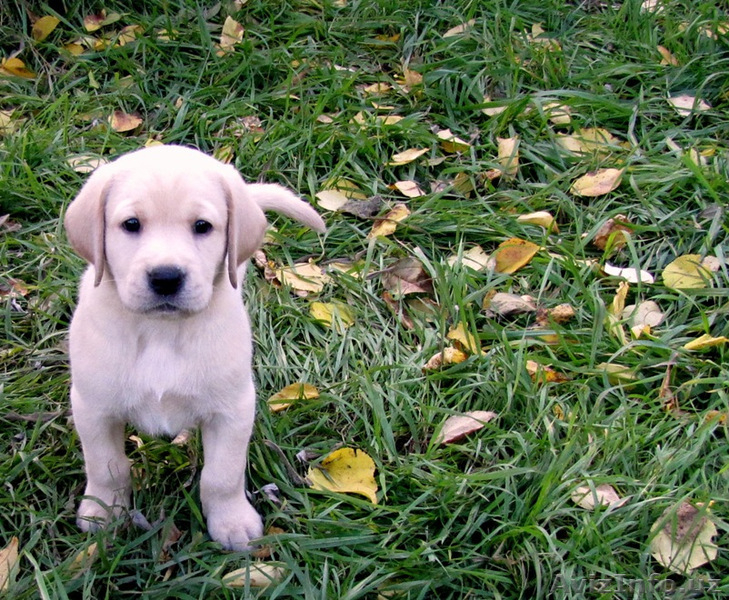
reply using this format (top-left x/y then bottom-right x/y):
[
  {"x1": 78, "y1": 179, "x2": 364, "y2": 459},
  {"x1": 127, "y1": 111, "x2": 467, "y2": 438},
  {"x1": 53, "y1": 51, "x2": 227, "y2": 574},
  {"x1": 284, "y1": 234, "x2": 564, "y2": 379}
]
[{"x1": 1, "y1": 0, "x2": 728, "y2": 598}]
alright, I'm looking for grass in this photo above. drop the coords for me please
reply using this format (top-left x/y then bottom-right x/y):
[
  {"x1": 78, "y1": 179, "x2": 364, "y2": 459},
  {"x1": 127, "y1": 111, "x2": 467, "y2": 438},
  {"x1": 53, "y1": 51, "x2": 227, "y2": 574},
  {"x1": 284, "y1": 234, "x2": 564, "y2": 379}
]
[{"x1": 1, "y1": 0, "x2": 728, "y2": 597}]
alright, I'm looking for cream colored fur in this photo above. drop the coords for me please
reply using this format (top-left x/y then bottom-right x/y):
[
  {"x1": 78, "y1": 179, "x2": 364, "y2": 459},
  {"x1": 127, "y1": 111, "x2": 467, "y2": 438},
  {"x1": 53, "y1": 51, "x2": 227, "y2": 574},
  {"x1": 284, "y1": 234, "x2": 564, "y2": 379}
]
[{"x1": 64, "y1": 145, "x2": 324, "y2": 550}]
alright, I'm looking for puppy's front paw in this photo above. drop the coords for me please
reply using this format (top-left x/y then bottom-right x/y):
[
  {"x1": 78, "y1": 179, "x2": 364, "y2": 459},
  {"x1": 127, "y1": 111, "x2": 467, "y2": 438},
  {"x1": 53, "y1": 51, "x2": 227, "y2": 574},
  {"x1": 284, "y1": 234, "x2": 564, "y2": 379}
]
[
  {"x1": 207, "y1": 500, "x2": 264, "y2": 551},
  {"x1": 77, "y1": 496, "x2": 127, "y2": 532}
]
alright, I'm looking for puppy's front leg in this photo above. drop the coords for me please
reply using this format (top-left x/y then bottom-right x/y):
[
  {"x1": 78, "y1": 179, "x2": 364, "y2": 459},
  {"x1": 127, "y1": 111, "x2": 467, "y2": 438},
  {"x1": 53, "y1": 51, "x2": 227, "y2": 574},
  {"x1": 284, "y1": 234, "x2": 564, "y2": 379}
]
[
  {"x1": 72, "y1": 389, "x2": 131, "y2": 530},
  {"x1": 200, "y1": 393, "x2": 263, "y2": 551}
]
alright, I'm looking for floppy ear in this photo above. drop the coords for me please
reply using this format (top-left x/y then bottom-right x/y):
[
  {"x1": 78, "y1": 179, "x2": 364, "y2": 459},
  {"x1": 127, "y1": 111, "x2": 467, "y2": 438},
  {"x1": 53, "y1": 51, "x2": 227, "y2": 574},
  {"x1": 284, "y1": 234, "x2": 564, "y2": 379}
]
[
  {"x1": 64, "y1": 165, "x2": 115, "y2": 286},
  {"x1": 220, "y1": 167, "x2": 269, "y2": 289}
]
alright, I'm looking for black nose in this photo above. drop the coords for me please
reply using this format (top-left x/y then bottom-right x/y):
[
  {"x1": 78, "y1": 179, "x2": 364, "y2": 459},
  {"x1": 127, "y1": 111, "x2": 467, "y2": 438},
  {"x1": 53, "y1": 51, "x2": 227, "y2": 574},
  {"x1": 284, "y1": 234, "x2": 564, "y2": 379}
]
[{"x1": 148, "y1": 266, "x2": 186, "y2": 297}]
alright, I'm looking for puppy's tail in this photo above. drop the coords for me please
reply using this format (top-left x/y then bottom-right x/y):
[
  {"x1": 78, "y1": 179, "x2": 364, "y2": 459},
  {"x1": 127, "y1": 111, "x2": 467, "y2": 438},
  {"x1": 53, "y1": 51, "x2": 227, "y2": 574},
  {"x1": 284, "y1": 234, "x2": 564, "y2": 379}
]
[{"x1": 249, "y1": 183, "x2": 326, "y2": 233}]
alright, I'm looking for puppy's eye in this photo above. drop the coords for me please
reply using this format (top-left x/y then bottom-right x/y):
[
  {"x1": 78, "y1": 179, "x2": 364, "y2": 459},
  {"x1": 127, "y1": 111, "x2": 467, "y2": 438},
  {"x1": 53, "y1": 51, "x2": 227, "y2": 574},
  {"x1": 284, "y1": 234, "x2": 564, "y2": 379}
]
[
  {"x1": 193, "y1": 220, "x2": 213, "y2": 235},
  {"x1": 122, "y1": 218, "x2": 141, "y2": 233}
]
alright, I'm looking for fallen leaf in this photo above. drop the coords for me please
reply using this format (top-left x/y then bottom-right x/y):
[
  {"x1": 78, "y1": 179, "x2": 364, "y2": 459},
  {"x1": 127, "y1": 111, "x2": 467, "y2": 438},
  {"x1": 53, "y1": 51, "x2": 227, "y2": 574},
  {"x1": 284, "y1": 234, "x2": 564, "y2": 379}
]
[
  {"x1": 593, "y1": 215, "x2": 632, "y2": 251},
  {"x1": 662, "y1": 254, "x2": 711, "y2": 290},
  {"x1": 223, "y1": 563, "x2": 286, "y2": 588},
  {"x1": 570, "y1": 168, "x2": 623, "y2": 197},
  {"x1": 68, "y1": 542, "x2": 98, "y2": 578},
  {"x1": 657, "y1": 45, "x2": 679, "y2": 66},
  {"x1": 668, "y1": 94, "x2": 710, "y2": 116},
  {"x1": 446, "y1": 245, "x2": 491, "y2": 271},
  {"x1": 368, "y1": 203, "x2": 410, "y2": 238},
  {"x1": 542, "y1": 303, "x2": 575, "y2": 324},
  {"x1": 610, "y1": 281, "x2": 630, "y2": 317},
  {"x1": 517, "y1": 211, "x2": 557, "y2": 231},
  {"x1": 0, "y1": 537, "x2": 19, "y2": 592},
  {"x1": 362, "y1": 82, "x2": 391, "y2": 95},
  {"x1": 626, "y1": 300, "x2": 664, "y2": 338},
  {"x1": 437, "y1": 129, "x2": 471, "y2": 153},
  {"x1": 32, "y1": 15, "x2": 60, "y2": 41},
  {"x1": 485, "y1": 292, "x2": 537, "y2": 316},
  {"x1": 390, "y1": 180, "x2": 425, "y2": 198},
  {"x1": 481, "y1": 95, "x2": 508, "y2": 117},
  {"x1": 603, "y1": 263, "x2": 654, "y2": 284},
  {"x1": 423, "y1": 347, "x2": 468, "y2": 371},
  {"x1": 307, "y1": 448, "x2": 378, "y2": 504},
  {"x1": 0, "y1": 57, "x2": 35, "y2": 79},
  {"x1": 543, "y1": 102, "x2": 571, "y2": 125},
  {"x1": 109, "y1": 110, "x2": 143, "y2": 133},
  {"x1": 217, "y1": 16, "x2": 244, "y2": 55},
  {"x1": 158, "y1": 521, "x2": 183, "y2": 563},
  {"x1": 381, "y1": 257, "x2": 432, "y2": 297},
  {"x1": 571, "y1": 484, "x2": 626, "y2": 510},
  {"x1": 315, "y1": 190, "x2": 350, "y2": 211},
  {"x1": 525, "y1": 360, "x2": 569, "y2": 384},
  {"x1": 497, "y1": 136, "x2": 519, "y2": 177},
  {"x1": 650, "y1": 502, "x2": 718, "y2": 574},
  {"x1": 447, "y1": 323, "x2": 480, "y2": 354},
  {"x1": 268, "y1": 383, "x2": 320, "y2": 412},
  {"x1": 67, "y1": 155, "x2": 108, "y2": 173},
  {"x1": 491, "y1": 238, "x2": 540, "y2": 274},
  {"x1": 83, "y1": 10, "x2": 121, "y2": 32},
  {"x1": 340, "y1": 196, "x2": 385, "y2": 219},
  {"x1": 596, "y1": 362, "x2": 638, "y2": 385},
  {"x1": 276, "y1": 260, "x2": 331, "y2": 293},
  {"x1": 387, "y1": 147, "x2": 428, "y2": 166},
  {"x1": 683, "y1": 334, "x2": 728, "y2": 351},
  {"x1": 443, "y1": 19, "x2": 476, "y2": 38},
  {"x1": 434, "y1": 411, "x2": 498, "y2": 445},
  {"x1": 310, "y1": 301, "x2": 355, "y2": 329},
  {"x1": 382, "y1": 291, "x2": 415, "y2": 330}
]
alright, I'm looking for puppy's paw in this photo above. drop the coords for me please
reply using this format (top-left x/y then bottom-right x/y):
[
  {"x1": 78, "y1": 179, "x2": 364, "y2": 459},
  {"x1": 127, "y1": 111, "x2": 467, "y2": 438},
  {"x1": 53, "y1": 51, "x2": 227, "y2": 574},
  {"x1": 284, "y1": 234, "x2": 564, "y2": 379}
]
[
  {"x1": 207, "y1": 500, "x2": 264, "y2": 551},
  {"x1": 77, "y1": 497, "x2": 126, "y2": 532}
]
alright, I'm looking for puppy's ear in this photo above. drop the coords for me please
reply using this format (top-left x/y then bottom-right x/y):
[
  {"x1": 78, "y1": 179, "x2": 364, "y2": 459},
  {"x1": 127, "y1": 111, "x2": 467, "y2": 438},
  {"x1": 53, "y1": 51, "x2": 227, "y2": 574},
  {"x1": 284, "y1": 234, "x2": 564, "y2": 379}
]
[
  {"x1": 64, "y1": 165, "x2": 114, "y2": 286},
  {"x1": 220, "y1": 167, "x2": 269, "y2": 289},
  {"x1": 248, "y1": 183, "x2": 326, "y2": 233}
]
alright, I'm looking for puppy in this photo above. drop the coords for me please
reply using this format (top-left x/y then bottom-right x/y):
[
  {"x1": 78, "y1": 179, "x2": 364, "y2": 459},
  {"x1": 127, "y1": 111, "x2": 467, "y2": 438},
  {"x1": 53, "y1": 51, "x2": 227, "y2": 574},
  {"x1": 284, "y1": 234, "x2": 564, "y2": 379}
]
[{"x1": 64, "y1": 145, "x2": 324, "y2": 550}]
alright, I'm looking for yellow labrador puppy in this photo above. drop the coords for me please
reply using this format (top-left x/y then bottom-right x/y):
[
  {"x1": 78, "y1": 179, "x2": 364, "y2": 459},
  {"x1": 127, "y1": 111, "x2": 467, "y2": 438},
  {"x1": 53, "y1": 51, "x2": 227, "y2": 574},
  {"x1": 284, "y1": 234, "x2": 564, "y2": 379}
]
[{"x1": 64, "y1": 145, "x2": 324, "y2": 550}]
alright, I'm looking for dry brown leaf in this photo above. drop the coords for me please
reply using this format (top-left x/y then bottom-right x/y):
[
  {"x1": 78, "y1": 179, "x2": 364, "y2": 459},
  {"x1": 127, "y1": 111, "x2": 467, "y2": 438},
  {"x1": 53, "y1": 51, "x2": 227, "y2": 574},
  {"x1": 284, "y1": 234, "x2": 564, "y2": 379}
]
[
  {"x1": 593, "y1": 214, "x2": 632, "y2": 251},
  {"x1": 83, "y1": 10, "x2": 121, "y2": 32},
  {"x1": 110, "y1": 110, "x2": 143, "y2": 133},
  {"x1": 0, "y1": 537, "x2": 19, "y2": 592},
  {"x1": 657, "y1": 45, "x2": 679, "y2": 66},
  {"x1": 443, "y1": 19, "x2": 476, "y2": 38},
  {"x1": 571, "y1": 484, "x2": 626, "y2": 510},
  {"x1": 216, "y1": 16, "x2": 245, "y2": 55},
  {"x1": 650, "y1": 502, "x2": 718, "y2": 574},
  {"x1": 434, "y1": 411, "x2": 498, "y2": 444},
  {"x1": 485, "y1": 292, "x2": 537, "y2": 316},
  {"x1": 390, "y1": 180, "x2": 425, "y2": 198},
  {"x1": 381, "y1": 257, "x2": 432, "y2": 298},
  {"x1": 368, "y1": 203, "x2": 410, "y2": 238},
  {"x1": 491, "y1": 238, "x2": 540, "y2": 274},
  {"x1": 570, "y1": 168, "x2": 623, "y2": 197}
]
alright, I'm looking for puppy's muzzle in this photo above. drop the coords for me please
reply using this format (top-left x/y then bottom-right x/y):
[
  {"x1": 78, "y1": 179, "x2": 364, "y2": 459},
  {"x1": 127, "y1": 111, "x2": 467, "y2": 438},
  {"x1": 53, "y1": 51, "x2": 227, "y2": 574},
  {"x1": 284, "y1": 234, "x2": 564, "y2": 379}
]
[{"x1": 148, "y1": 265, "x2": 186, "y2": 297}]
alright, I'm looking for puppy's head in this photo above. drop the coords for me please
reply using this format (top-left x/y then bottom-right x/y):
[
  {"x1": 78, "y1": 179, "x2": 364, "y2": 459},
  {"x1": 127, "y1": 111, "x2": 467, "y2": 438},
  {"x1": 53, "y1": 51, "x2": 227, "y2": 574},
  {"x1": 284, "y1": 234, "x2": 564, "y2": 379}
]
[{"x1": 65, "y1": 145, "x2": 324, "y2": 315}]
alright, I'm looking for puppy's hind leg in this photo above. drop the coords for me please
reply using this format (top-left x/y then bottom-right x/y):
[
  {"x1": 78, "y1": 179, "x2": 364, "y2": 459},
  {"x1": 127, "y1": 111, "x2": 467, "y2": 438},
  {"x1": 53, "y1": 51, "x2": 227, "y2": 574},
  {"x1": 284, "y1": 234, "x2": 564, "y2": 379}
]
[{"x1": 72, "y1": 388, "x2": 131, "y2": 530}]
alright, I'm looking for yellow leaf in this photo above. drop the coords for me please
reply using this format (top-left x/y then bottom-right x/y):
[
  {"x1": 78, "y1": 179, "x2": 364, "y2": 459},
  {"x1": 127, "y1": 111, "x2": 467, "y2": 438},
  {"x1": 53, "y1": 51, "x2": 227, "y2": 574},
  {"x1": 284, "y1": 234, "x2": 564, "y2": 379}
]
[
  {"x1": 387, "y1": 147, "x2": 428, "y2": 166},
  {"x1": 217, "y1": 16, "x2": 244, "y2": 55},
  {"x1": 668, "y1": 94, "x2": 710, "y2": 116},
  {"x1": 310, "y1": 301, "x2": 355, "y2": 329},
  {"x1": 32, "y1": 16, "x2": 60, "y2": 41},
  {"x1": 276, "y1": 260, "x2": 331, "y2": 293},
  {"x1": 570, "y1": 168, "x2": 623, "y2": 197},
  {"x1": 223, "y1": 563, "x2": 286, "y2": 588},
  {"x1": 268, "y1": 383, "x2": 320, "y2": 412},
  {"x1": 683, "y1": 334, "x2": 728, "y2": 351},
  {"x1": 390, "y1": 180, "x2": 425, "y2": 198},
  {"x1": 307, "y1": 448, "x2": 378, "y2": 504},
  {"x1": 0, "y1": 537, "x2": 19, "y2": 592},
  {"x1": 593, "y1": 215, "x2": 631, "y2": 251},
  {"x1": 446, "y1": 323, "x2": 480, "y2": 354},
  {"x1": 497, "y1": 136, "x2": 519, "y2": 177},
  {"x1": 434, "y1": 411, "x2": 498, "y2": 444},
  {"x1": 68, "y1": 542, "x2": 98, "y2": 578},
  {"x1": 491, "y1": 238, "x2": 539, "y2": 274},
  {"x1": 516, "y1": 211, "x2": 557, "y2": 231},
  {"x1": 109, "y1": 110, "x2": 143, "y2": 133},
  {"x1": 362, "y1": 82, "x2": 391, "y2": 95},
  {"x1": 571, "y1": 484, "x2": 626, "y2": 510},
  {"x1": 63, "y1": 42, "x2": 85, "y2": 56},
  {"x1": 117, "y1": 24, "x2": 143, "y2": 46},
  {"x1": 0, "y1": 57, "x2": 36, "y2": 79},
  {"x1": 83, "y1": 11, "x2": 121, "y2": 32},
  {"x1": 368, "y1": 204, "x2": 410, "y2": 239},
  {"x1": 315, "y1": 190, "x2": 349, "y2": 211},
  {"x1": 423, "y1": 347, "x2": 468, "y2": 371},
  {"x1": 662, "y1": 254, "x2": 711, "y2": 290},
  {"x1": 610, "y1": 281, "x2": 630, "y2": 316},
  {"x1": 650, "y1": 502, "x2": 718, "y2": 574},
  {"x1": 525, "y1": 360, "x2": 569, "y2": 384},
  {"x1": 437, "y1": 128, "x2": 471, "y2": 153},
  {"x1": 443, "y1": 19, "x2": 476, "y2": 38},
  {"x1": 596, "y1": 362, "x2": 637, "y2": 385}
]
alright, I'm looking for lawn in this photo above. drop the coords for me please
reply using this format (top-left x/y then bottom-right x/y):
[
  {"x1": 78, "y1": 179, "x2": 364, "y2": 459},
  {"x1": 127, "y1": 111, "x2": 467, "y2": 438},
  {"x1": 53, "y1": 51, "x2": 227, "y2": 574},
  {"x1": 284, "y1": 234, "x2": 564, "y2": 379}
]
[{"x1": 1, "y1": 0, "x2": 728, "y2": 598}]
